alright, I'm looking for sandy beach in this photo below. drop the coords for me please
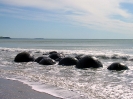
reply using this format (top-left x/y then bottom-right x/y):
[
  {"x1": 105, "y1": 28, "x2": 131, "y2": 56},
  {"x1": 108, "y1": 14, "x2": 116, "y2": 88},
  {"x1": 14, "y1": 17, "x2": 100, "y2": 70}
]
[{"x1": 0, "y1": 78, "x2": 61, "y2": 99}]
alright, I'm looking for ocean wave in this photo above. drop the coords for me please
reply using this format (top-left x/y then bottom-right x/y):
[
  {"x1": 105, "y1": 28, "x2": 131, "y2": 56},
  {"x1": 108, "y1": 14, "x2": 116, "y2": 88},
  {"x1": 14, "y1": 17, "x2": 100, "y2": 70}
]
[{"x1": 0, "y1": 47, "x2": 132, "y2": 61}]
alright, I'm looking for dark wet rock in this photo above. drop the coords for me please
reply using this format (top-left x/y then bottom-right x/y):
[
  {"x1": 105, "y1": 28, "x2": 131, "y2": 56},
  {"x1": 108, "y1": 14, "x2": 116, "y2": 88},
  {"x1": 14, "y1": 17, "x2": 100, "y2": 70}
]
[
  {"x1": 14, "y1": 52, "x2": 34, "y2": 62},
  {"x1": 55, "y1": 57, "x2": 63, "y2": 61},
  {"x1": 49, "y1": 53, "x2": 64, "y2": 61},
  {"x1": 76, "y1": 55, "x2": 103, "y2": 69},
  {"x1": 35, "y1": 56, "x2": 47, "y2": 63},
  {"x1": 39, "y1": 58, "x2": 56, "y2": 65},
  {"x1": 49, "y1": 53, "x2": 62, "y2": 61},
  {"x1": 59, "y1": 57, "x2": 78, "y2": 66},
  {"x1": 107, "y1": 63, "x2": 129, "y2": 71},
  {"x1": 49, "y1": 51, "x2": 58, "y2": 54}
]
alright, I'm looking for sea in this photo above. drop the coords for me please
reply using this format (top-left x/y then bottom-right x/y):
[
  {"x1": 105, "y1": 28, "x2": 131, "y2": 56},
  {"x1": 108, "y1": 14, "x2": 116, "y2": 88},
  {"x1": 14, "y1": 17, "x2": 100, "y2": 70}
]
[{"x1": 0, "y1": 39, "x2": 133, "y2": 99}]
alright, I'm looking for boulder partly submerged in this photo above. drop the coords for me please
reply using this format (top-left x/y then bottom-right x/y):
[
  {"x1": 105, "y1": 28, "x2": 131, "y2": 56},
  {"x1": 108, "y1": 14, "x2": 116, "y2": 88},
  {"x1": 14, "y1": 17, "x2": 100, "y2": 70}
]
[
  {"x1": 39, "y1": 57, "x2": 56, "y2": 65},
  {"x1": 76, "y1": 55, "x2": 103, "y2": 69},
  {"x1": 49, "y1": 51, "x2": 58, "y2": 54},
  {"x1": 49, "y1": 53, "x2": 63, "y2": 61},
  {"x1": 14, "y1": 52, "x2": 34, "y2": 62},
  {"x1": 59, "y1": 57, "x2": 78, "y2": 66},
  {"x1": 35, "y1": 56, "x2": 47, "y2": 63},
  {"x1": 107, "y1": 62, "x2": 129, "y2": 71}
]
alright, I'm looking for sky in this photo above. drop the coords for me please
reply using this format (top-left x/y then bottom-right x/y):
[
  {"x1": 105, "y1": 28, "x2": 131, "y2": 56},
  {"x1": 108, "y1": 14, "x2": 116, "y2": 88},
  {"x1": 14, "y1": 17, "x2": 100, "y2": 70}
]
[{"x1": 0, "y1": 0, "x2": 133, "y2": 39}]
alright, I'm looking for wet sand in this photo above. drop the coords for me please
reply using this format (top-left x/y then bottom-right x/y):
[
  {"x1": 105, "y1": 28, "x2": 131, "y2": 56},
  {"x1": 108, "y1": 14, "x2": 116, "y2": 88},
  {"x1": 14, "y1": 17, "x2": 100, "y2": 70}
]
[{"x1": 0, "y1": 78, "x2": 61, "y2": 99}]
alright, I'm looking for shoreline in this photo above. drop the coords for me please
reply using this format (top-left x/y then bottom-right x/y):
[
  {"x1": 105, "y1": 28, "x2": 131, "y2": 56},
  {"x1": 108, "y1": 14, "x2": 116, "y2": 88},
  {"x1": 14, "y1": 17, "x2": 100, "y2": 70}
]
[{"x1": 0, "y1": 78, "x2": 61, "y2": 99}]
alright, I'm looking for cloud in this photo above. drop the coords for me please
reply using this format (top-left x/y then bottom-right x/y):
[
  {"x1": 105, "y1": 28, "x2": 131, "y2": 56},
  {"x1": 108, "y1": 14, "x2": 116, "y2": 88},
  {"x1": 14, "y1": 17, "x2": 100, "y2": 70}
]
[{"x1": 0, "y1": 0, "x2": 133, "y2": 34}]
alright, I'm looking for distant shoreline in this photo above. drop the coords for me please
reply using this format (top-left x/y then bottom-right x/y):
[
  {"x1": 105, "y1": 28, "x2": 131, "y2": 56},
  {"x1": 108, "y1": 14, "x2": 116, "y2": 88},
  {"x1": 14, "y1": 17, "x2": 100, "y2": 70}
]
[{"x1": 0, "y1": 37, "x2": 11, "y2": 39}]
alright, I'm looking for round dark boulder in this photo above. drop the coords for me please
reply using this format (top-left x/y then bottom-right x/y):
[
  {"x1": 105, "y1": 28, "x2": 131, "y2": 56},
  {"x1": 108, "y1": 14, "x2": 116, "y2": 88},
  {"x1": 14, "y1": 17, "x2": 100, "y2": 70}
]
[
  {"x1": 59, "y1": 57, "x2": 78, "y2": 66},
  {"x1": 107, "y1": 63, "x2": 129, "y2": 71},
  {"x1": 14, "y1": 52, "x2": 34, "y2": 62},
  {"x1": 39, "y1": 58, "x2": 56, "y2": 65},
  {"x1": 49, "y1": 53, "x2": 63, "y2": 61},
  {"x1": 49, "y1": 51, "x2": 58, "y2": 54},
  {"x1": 35, "y1": 56, "x2": 47, "y2": 63},
  {"x1": 76, "y1": 55, "x2": 103, "y2": 69}
]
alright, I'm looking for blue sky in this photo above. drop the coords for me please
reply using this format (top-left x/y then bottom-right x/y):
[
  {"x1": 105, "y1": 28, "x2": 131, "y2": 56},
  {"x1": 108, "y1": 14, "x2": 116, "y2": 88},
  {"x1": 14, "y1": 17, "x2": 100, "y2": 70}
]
[{"x1": 0, "y1": 0, "x2": 133, "y2": 39}]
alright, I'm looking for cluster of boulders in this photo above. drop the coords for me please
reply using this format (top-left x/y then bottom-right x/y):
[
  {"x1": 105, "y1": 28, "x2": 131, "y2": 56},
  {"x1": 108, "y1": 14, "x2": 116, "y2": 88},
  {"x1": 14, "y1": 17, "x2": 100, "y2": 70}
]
[{"x1": 14, "y1": 51, "x2": 129, "y2": 71}]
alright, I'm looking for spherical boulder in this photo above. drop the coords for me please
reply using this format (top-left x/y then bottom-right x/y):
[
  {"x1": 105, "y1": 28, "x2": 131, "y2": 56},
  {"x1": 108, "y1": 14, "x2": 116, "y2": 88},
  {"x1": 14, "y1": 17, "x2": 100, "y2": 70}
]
[
  {"x1": 35, "y1": 56, "x2": 47, "y2": 63},
  {"x1": 49, "y1": 53, "x2": 62, "y2": 61},
  {"x1": 49, "y1": 51, "x2": 58, "y2": 54},
  {"x1": 76, "y1": 55, "x2": 103, "y2": 69},
  {"x1": 39, "y1": 58, "x2": 56, "y2": 65},
  {"x1": 59, "y1": 57, "x2": 78, "y2": 66},
  {"x1": 107, "y1": 62, "x2": 129, "y2": 71},
  {"x1": 49, "y1": 53, "x2": 61, "y2": 60},
  {"x1": 14, "y1": 52, "x2": 34, "y2": 62}
]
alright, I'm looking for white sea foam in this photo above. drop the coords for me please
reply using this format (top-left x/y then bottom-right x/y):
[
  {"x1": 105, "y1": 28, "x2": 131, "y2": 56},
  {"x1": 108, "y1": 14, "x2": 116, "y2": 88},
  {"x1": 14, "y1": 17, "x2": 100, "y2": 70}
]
[{"x1": 6, "y1": 76, "x2": 89, "y2": 99}]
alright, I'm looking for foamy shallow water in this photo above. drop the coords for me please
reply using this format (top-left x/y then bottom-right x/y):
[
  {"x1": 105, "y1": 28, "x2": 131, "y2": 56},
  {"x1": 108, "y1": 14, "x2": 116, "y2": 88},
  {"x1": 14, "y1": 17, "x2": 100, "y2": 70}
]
[{"x1": 0, "y1": 47, "x2": 133, "y2": 99}]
